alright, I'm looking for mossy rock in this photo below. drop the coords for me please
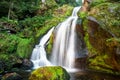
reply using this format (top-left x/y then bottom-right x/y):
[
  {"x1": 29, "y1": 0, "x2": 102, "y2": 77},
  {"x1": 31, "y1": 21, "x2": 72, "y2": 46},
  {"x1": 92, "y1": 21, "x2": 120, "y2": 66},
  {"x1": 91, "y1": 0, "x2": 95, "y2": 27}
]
[
  {"x1": 29, "y1": 66, "x2": 70, "y2": 80},
  {"x1": 89, "y1": 2, "x2": 120, "y2": 37},
  {"x1": 82, "y1": 1, "x2": 120, "y2": 74}
]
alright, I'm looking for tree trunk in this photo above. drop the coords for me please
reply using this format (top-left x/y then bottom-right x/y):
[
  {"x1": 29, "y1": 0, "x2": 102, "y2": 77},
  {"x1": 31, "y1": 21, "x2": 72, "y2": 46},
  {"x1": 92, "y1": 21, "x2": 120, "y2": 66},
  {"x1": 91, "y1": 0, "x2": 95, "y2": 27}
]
[{"x1": 8, "y1": 1, "x2": 14, "y2": 20}]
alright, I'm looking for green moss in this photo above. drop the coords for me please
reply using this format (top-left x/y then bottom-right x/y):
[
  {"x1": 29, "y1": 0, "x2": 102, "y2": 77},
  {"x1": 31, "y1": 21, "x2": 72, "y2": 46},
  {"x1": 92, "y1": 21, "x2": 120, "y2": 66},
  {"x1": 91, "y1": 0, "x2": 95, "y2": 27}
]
[
  {"x1": 46, "y1": 33, "x2": 54, "y2": 54},
  {"x1": 29, "y1": 66, "x2": 70, "y2": 80},
  {"x1": 0, "y1": 34, "x2": 18, "y2": 54},
  {"x1": 78, "y1": 11, "x2": 88, "y2": 19},
  {"x1": 88, "y1": 54, "x2": 116, "y2": 73},
  {"x1": 0, "y1": 54, "x2": 9, "y2": 61},
  {"x1": 83, "y1": 18, "x2": 98, "y2": 57},
  {"x1": 106, "y1": 38, "x2": 120, "y2": 43},
  {"x1": 82, "y1": 18, "x2": 116, "y2": 74},
  {"x1": 89, "y1": 3, "x2": 120, "y2": 37},
  {"x1": 84, "y1": 33, "x2": 97, "y2": 55}
]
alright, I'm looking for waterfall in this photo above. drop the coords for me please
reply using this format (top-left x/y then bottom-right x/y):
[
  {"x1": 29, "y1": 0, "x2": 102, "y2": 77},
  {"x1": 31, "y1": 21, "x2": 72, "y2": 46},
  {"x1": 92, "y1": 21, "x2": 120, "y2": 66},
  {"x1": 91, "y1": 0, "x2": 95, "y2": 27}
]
[
  {"x1": 31, "y1": 0, "x2": 85, "y2": 72},
  {"x1": 42, "y1": 0, "x2": 45, "y2": 3},
  {"x1": 50, "y1": 7, "x2": 81, "y2": 69},
  {"x1": 31, "y1": 27, "x2": 54, "y2": 69}
]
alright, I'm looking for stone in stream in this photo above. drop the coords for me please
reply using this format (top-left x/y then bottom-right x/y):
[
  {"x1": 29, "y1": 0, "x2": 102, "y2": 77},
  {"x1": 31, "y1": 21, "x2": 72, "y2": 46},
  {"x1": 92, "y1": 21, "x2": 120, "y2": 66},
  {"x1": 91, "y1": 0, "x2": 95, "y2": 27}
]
[
  {"x1": 29, "y1": 66, "x2": 70, "y2": 80},
  {"x1": 21, "y1": 59, "x2": 33, "y2": 70},
  {"x1": 2, "y1": 72, "x2": 22, "y2": 80},
  {"x1": 12, "y1": 59, "x2": 33, "y2": 70}
]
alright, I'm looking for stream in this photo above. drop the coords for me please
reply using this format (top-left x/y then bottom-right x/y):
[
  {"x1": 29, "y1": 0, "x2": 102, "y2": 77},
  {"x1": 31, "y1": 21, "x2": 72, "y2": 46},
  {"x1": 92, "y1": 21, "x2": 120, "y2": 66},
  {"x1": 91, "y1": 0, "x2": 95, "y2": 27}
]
[
  {"x1": 70, "y1": 70, "x2": 120, "y2": 80},
  {"x1": 18, "y1": 69, "x2": 120, "y2": 80}
]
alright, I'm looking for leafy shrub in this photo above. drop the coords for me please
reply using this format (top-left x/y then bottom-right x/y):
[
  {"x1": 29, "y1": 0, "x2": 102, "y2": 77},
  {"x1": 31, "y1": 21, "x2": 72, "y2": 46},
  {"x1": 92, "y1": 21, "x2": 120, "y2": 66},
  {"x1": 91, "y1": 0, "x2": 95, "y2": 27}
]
[
  {"x1": 0, "y1": 17, "x2": 20, "y2": 33},
  {"x1": 0, "y1": 34, "x2": 18, "y2": 54},
  {"x1": 90, "y1": 0, "x2": 107, "y2": 7},
  {"x1": 55, "y1": 0, "x2": 82, "y2": 6},
  {"x1": 16, "y1": 38, "x2": 34, "y2": 58}
]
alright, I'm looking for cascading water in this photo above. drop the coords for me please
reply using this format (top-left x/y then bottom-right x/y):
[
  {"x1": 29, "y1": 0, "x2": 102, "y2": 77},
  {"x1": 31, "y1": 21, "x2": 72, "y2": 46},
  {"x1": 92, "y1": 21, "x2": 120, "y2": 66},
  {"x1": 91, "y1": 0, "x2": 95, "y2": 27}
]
[
  {"x1": 50, "y1": 7, "x2": 81, "y2": 69},
  {"x1": 31, "y1": 27, "x2": 54, "y2": 69},
  {"x1": 31, "y1": 0, "x2": 85, "y2": 72},
  {"x1": 42, "y1": 0, "x2": 45, "y2": 3}
]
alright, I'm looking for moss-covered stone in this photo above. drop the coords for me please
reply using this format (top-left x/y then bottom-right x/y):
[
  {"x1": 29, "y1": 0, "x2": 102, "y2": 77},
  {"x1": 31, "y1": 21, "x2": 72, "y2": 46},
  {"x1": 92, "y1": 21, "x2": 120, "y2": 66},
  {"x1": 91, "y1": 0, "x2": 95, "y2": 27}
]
[
  {"x1": 29, "y1": 66, "x2": 70, "y2": 80},
  {"x1": 81, "y1": 1, "x2": 120, "y2": 74},
  {"x1": 89, "y1": 2, "x2": 120, "y2": 37}
]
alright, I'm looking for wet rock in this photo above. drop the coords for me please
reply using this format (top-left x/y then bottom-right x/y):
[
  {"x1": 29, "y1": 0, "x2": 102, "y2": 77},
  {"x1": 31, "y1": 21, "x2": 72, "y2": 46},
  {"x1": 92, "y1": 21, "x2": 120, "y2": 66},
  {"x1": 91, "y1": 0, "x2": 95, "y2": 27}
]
[
  {"x1": 75, "y1": 56, "x2": 88, "y2": 69},
  {"x1": 83, "y1": 2, "x2": 120, "y2": 74},
  {"x1": 12, "y1": 58, "x2": 23, "y2": 69},
  {"x1": 2, "y1": 72, "x2": 23, "y2": 80},
  {"x1": 21, "y1": 59, "x2": 33, "y2": 70},
  {"x1": 12, "y1": 58, "x2": 33, "y2": 70},
  {"x1": 29, "y1": 66, "x2": 70, "y2": 80}
]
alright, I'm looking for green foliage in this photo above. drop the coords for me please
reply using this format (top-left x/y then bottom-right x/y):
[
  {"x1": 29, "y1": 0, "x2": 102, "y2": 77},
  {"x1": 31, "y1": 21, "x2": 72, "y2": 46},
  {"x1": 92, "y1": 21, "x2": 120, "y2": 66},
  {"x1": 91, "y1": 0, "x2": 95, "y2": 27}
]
[
  {"x1": 107, "y1": 0, "x2": 120, "y2": 2},
  {"x1": 0, "y1": 34, "x2": 18, "y2": 54},
  {"x1": 0, "y1": 0, "x2": 9, "y2": 17},
  {"x1": 19, "y1": 15, "x2": 52, "y2": 29},
  {"x1": 17, "y1": 38, "x2": 34, "y2": 58},
  {"x1": 0, "y1": 33, "x2": 34, "y2": 59},
  {"x1": 0, "y1": 17, "x2": 20, "y2": 32},
  {"x1": 45, "y1": 0, "x2": 57, "y2": 8},
  {"x1": 90, "y1": 0, "x2": 107, "y2": 7},
  {"x1": 78, "y1": 11, "x2": 88, "y2": 19},
  {"x1": 36, "y1": 5, "x2": 73, "y2": 38},
  {"x1": 0, "y1": 54, "x2": 9, "y2": 61},
  {"x1": 0, "y1": 54, "x2": 22, "y2": 71},
  {"x1": 0, "y1": 0, "x2": 59, "y2": 61},
  {"x1": 0, "y1": 0, "x2": 41, "y2": 19}
]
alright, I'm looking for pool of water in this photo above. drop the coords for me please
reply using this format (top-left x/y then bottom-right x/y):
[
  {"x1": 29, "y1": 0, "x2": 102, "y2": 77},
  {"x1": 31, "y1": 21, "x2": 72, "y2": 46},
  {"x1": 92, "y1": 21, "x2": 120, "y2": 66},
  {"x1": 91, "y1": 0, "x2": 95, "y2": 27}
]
[
  {"x1": 70, "y1": 70, "x2": 120, "y2": 80},
  {"x1": 1, "y1": 69, "x2": 120, "y2": 80},
  {"x1": 18, "y1": 69, "x2": 120, "y2": 80}
]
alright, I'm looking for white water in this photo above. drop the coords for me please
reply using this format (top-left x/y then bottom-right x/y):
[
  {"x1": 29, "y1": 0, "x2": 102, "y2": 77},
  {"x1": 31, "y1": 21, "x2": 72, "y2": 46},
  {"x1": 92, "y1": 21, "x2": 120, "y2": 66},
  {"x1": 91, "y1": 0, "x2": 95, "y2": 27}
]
[
  {"x1": 31, "y1": 0, "x2": 84, "y2": 72},
  {"x1": 50, "y1": 7, "x2": 81, "y2": 69},
  {"x1": 42, "y1": 0, "x2": 45, "y2": 3},
  {"x1": 76, "y1": 0, "x2": 84, "y2": 4},
  {"x1": 31, "y1": 27, "x2": 54, "y2": 69}
]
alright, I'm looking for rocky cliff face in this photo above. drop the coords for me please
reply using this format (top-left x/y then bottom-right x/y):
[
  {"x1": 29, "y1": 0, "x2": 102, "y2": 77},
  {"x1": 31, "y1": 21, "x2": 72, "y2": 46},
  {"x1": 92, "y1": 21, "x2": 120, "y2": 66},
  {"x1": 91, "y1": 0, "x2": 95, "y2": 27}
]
[{"x1": 79, "y1": 0, "x2": 120, "y2": 74}]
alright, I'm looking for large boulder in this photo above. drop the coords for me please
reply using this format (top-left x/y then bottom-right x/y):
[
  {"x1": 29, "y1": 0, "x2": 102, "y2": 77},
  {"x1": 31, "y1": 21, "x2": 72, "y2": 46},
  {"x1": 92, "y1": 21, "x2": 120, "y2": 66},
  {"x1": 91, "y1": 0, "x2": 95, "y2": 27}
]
[
  {"x1": 81, "y1": 1, "x2": 120, "y2": 74},
  {"x1": 29, "y1": 66, "x2": 70, "y2": 80},
  {"x1": 21, "y1": 59, "x2": 33, "y2": 70},
  {"x1": 12, "y1": 59, "x2": 33, "y2": 70}
]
